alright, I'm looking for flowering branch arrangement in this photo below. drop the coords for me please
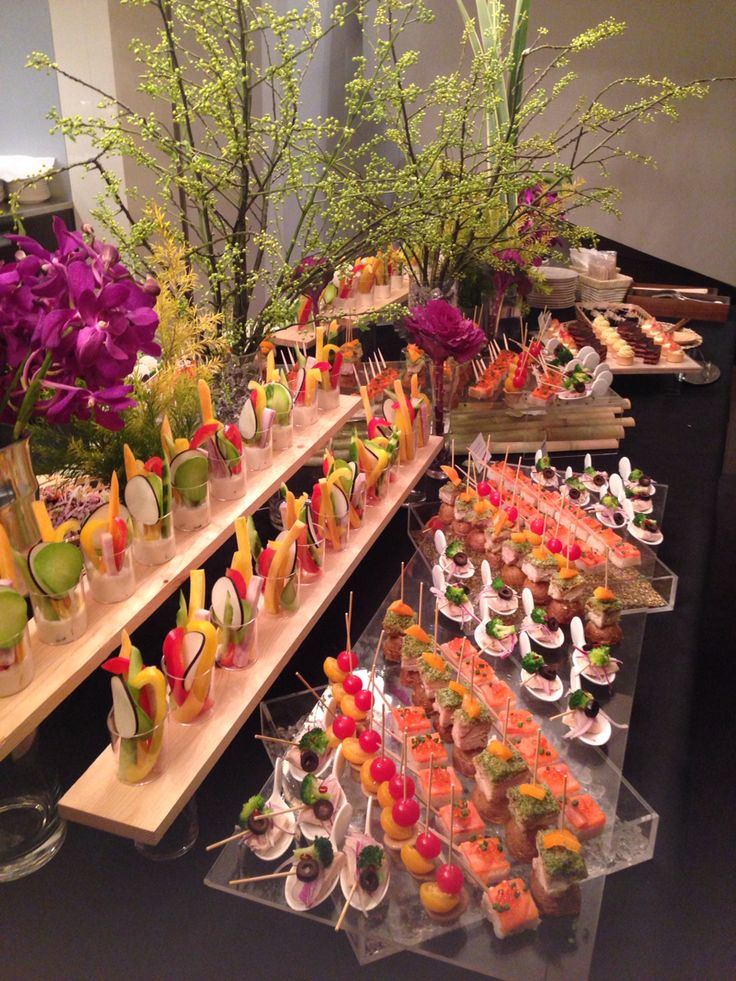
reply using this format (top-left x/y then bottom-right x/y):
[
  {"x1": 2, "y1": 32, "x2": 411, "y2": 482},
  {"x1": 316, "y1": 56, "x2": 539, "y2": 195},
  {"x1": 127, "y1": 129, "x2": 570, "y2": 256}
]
[{"x1": 0, "y1": 217, "x2": 160, "y2": 445}]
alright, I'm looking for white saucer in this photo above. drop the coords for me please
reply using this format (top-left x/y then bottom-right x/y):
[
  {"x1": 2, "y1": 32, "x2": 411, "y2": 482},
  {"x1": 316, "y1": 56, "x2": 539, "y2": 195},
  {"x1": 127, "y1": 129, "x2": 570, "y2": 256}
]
[{"x1": 520, "y1": 669, "x2": 564, "y2": 702}]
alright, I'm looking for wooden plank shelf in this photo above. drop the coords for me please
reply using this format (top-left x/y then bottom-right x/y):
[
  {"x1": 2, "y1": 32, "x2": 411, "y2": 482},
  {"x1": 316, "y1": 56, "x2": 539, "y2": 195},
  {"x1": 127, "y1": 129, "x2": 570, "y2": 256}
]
[
  {"x1": 58, "y1": 436, "x2": 442, "y2": 843},
  {"x1": 0, "y1": 396, "x2": 360, "y2": 761},
  {"x1": 273, "y1": 285, "x2": 409, "y2": 347}
]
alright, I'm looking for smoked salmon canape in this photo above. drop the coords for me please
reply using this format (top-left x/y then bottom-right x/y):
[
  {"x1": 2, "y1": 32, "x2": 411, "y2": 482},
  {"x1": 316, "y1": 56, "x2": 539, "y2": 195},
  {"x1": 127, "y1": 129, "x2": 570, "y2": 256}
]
[
  {"x1": 531, "y1": 829, "x2": 587, "y2": 917},
  {"x1": 407, "y1": 732, "x2": 449, "y2": 771},
  {"x1": 437, "y1": 797, "x2": 485, "y2": 843},
  {"x1": 416, "y1": 764, "x2": 463, "y2": 809},
  {"x1": 483, "y1": 877, "x2": 540, "y2": 939},
  {"x1": 563, "y1": 793, "x2": 607, "y2": 840},
  {"x1": 390, "y1": 704, "x2": 432, "y2": 738}
]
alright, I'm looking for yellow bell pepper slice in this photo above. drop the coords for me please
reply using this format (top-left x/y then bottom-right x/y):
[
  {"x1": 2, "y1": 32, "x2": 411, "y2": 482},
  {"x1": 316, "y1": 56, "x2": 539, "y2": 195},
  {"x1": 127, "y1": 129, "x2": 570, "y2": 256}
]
[{"x1": 188, "y1": 569, "x2": 206, "y2": 619}]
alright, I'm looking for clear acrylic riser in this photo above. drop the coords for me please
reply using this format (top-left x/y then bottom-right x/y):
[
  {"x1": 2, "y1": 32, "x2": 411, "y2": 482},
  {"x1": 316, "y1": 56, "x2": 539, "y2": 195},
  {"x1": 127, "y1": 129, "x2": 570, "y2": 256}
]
[
  {"x1": 206, "y1": 554, "x2": 658, "y2": 980},
  {"x1": 407, "y1": 465, "x2": 677, "y2": 615}
]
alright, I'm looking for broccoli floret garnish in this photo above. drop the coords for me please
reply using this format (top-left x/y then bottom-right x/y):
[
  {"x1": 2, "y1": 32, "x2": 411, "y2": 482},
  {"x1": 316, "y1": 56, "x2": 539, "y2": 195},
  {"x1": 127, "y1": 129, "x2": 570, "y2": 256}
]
[
  {"x1": 522, "y1": 652, "x2": 544, "y2": 673},
  {"x1": 299, "y1": 728, "x2": 329, "y2": 755},
  {"x1": 629, "y1": 468, "x2": 643, "y2": 481},
  {"x1": 445, "y1": 540, "x2": 463, "y2": 559},
  {"x1": 535, "y1": 454, "x2": 552, "y2": 472},
  {"x1": 445, "y1": 585, "x2": 468, "y2": 605},
  {"x1": 357, "y1": 844, "x2": 384, "y2": 870},
  {"x1": 300, "y1": 774, "x2": 329, "y2": 806},
  {"x1": 588, "y1": 646, "x2": 611, "y2": 667},
  {"x1": 565, "y1": 477, "x2": 585, "y2": 491},
  {"x1": 569, "y1": 690, "x2": 592, "y2": 711},
  {"x1": 486, "y1": 617, "x2": 516, "y2": 640},
  {"x1": 238, "y1": 794, "x2": 265, "y2": 827},
  {"x1": 584, "y1": 466, "x2": 596, "y2": 476},
  {"x1": 491, "y1": 576, "x2": 505, "y2": 592},
  {"x1": 602, "y1": 494, "x2": 620, "y2": 510},
  {"x1": 313, "y1": 836, "x2": 334, "y2": 867},
  {"x1": 531, "y1": 607, "x2": 547, "y2": 625}
]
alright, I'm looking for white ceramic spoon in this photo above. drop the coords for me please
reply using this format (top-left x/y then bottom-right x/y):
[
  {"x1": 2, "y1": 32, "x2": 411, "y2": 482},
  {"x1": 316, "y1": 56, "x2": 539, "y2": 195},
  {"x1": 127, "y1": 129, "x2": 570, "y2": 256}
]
[
  {"x1": 245, "y1": 759, "x2": 298, "y2": 861},
  {"x1": 338, "y1": 798, "x2": 391, "y2": 916}
]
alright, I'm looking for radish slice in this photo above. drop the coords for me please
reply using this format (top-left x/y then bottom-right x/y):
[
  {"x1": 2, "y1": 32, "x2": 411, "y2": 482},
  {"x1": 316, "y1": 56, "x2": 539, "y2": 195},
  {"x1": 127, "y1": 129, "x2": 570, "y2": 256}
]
[
  {"x1": 111, "y1": 675, "x2": 138, "y2": 738},
  {"x1": 238, "y1": 399, "x2": 258, "y2": 440},
  {"x1": 211, "y1": 576, "x2": 244, "y2": 629},
  {"x1": 124, "y1": 474, "x2": 161, "y2": 524}
]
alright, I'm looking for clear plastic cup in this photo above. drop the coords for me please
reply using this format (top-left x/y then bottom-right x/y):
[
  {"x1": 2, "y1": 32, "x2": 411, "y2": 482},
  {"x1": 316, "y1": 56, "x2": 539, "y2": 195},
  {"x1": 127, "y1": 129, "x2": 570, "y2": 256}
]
[
  {"x1": 85, "y1": 541, "x2": 136, "y2": 604},
  {"x1": 297, "y1": 528, "x2": 326, "y2": 585},
  {"x1": 293, "y1": 401, "x2": 318, "y2": 429},
  {"x1": 29, "y1": 580, "x2": 87, "y2": 646},
  {"x1": 366, "y1": 457, "x2": 393, "y2": 507},
  {"x1": 244, "y1": 427, "x2": 273, "y2": 472},
  {"x1": 263, "y1": 567, "x2": 300, "y2": 616},
  {"x1": 323, "y1": 511, "x2": 350, "y2": 552},
  {"x1": 107, "y1": 708, "x2": 166, "y2": 785},
  {"x1": 317, "y1": 375, "x2": 341, "y2": 413},
  {"x1": 349, "y1": 484, "x2": 366, "y2": 529},
  {"x1": 131, "y1": 512, "x2": 176, "y2": 566},
  {"x1": 0, "y1": 624, "x2": 34, "y2": 697},
  {"x1": 209, "y1": 452, "x2": 246, "y2": 502},
  {"x1": 161, "y1": 654, "x2": 215, "y2": 725},
  {"x1": 213, "y1": 612, "x2": 259, "y2": 669},
  {"x1": 173, "y1": 481, "x2": 211, "y2": 531}
]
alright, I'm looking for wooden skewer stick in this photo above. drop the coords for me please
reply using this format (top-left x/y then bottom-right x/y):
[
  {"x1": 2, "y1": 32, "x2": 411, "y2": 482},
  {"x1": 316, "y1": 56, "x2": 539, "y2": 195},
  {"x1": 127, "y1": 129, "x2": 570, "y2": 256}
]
[
  {"x1": 229, "y1": 869, "x2": 297, "y2": 886},
  {"x1": 344, "y1": 612, "x2": 351, "y2": 655},
  {"x1": 548, "y1": 710, "x2": 569, "y2": 722},
  {"x1": 400, "y1": 562, "x2": 405, "y2": 604},
  {"x1": 294, "y1": 672, "x2": 331, "y2": 711},
  {"x1": 254, "y1": 734, "x2": 299, "y2": 747},
  {"x1": 335, "y1": 879, "x2": 359, "y2": 931},
  {"x1": 483, "y1": 435, "x2": 492, "y2": 480},
  {"x1": 559, "y1": 774, "x2": 568, "y2": 829},
  {"x1": 531, "y1": 730, "x2": 542, "y2": 784},
  {"x1": 502, "y1": 698, "x2": 512, "y2": 742},
  {"x1": 451, "y1": 437, "x2": 455, "y2": 472},
  {"x1": 347, "y1": 591, "x2": 354, "y2": 647},
  {"x1": 448, "y1": 785, "x2": 455, "y2": 866},
  {"x1": 424, "y1": 759, "x2": 434, "y2": 833},
  {"x1": 369, "y1": 629, "x2": 385, "y2": 690},
  {"x1": 417, "y1": 581, "x2": 424, "y2": 631},
  {"x1": 433, "y1": 600, "x2": 440, "y2": 652},
  {"x1": 604, "y1": 548, "x2": 610, "y2": 591}
]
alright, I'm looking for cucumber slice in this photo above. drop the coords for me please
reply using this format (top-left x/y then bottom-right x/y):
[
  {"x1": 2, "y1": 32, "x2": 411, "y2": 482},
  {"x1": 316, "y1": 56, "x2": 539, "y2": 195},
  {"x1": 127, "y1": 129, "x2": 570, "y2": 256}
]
[
  {"x1": 281, "y1": 575, "x2": 298, "y2": 610},
  {"x1": 0, "y1": 589, "x2": 29, "y2": 647},
  {"x1": 171, "y1": 450, "x2": 209, "y2": 504},
  {"x1": 265, "y1": 381, "x2": 293, "y2": 426},
  {"x1": 124, "y1": 474, "x2": 161, "y2": 525},
  {"x1": 331, "y1": 483, "x2": 350, "y2": 520},
  {"x1": 28, "y1": 541, "x2": 83, "y2": 596}
]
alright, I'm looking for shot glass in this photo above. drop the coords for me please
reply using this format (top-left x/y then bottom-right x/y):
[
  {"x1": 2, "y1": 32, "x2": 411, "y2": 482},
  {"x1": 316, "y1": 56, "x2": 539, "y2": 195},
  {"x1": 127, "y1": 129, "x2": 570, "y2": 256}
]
[
  {"x1": 323, "y1": 511, "x2": 350, "y2": 553},
  {"x1": 244, "y1": 427, "x2": 273, "y2": 473},
  {"x1": 85, "y1": 541, "x2": 136, "y2": 604},
  {"x1": 272, "y1": 414, "x2": 294, "y2": 453},
  {"x1": 366, "y1": 457, "x2": 393, "y2": 507},
  {"x1": 209, "y1": 452, "x2": 246, "y2": 502},
  {"x1": 293, "y1": 401, "x2": 318, "y2": 430},
  {"x1": 173, "y1": 481, "x2": 211, "y2": 532},
  {"x1": 0, "y1": 624, "x2": 34, "y2": 697},
  {"x1": 161, "y1": 655, "x2": 215, "y2": 725},
  {"x1": 263, "y1": 567, "x2": 300, "y2": 616},
  {"x1": 107, "y1": 708, "x2": 166, "y2": 785},
  {"x1": 214, "y1": 612, "x2": 259, "y2": 669},
  {"x1": 29, "y1": 580, "x2": 87, "y2": 646},
  {"x1": 131, "y1": 511, "x2": 177, "y2": 566}
]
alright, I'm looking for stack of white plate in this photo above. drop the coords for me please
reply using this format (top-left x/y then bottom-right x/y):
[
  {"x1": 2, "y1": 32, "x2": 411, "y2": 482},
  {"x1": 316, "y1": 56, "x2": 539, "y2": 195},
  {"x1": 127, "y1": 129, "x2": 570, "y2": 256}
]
[{"x1": 527, "y1": 267, "x2": 578, "y2": 309}]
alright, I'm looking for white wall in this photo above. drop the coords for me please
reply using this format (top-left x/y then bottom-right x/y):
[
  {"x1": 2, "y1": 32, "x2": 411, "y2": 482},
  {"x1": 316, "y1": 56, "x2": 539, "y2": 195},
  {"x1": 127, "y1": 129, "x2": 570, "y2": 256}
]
[{"x1": 41, "y1": 0, "x2": 736, "y2": 284}]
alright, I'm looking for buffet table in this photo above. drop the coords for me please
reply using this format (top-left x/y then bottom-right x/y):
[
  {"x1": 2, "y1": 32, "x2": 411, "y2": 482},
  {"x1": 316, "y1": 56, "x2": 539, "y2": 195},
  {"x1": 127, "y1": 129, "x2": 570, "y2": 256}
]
[{"x1": 4, "y1": 317, "x2": 734, "y2": 981}]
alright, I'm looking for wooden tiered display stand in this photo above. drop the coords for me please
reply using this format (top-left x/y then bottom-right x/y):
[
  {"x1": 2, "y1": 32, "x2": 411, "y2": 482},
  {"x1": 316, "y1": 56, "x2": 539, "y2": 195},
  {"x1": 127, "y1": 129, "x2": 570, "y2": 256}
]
[
  {"x1": 0, "y1": 396, "x2": 361, "y2": 762},
  {"x1": 58, "y1": 436, "x2": 443, "y2": 843},
  {"x1": 272, "y1": 284, "x2": 409, "y2": 348}
]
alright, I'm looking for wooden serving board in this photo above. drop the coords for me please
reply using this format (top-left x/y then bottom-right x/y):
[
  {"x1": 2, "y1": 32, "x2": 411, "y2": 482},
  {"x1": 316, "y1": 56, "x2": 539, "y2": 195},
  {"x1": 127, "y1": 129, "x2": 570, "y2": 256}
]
[
  {"x1": 58, "y1": 437, "x2": 443, "y2": 843},
  {"x1": 273, "y1": 285, "x2": 409, "y2": 347},
  {"x1": 0, "y1": 396, "x2": 361, "y2": 761},
  {"x1": 567, "y1": 308, "x2": 701, "y2": 375}
]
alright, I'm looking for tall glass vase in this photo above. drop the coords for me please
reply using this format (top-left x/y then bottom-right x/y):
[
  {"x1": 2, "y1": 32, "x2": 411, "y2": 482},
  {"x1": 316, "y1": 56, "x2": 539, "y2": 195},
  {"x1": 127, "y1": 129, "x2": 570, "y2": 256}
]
[{"x1": 0, "y1": 430, "x2": 41, "y2": 590}]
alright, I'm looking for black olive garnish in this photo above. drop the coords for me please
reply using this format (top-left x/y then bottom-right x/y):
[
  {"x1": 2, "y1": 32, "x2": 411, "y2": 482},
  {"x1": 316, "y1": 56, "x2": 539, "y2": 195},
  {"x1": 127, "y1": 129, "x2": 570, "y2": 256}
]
[
  {"x1": 568, "y1": 488, "x2": 580, "y2": 501},
  {"x1": 359, "y1": 867, "x2": 379, "y2": 893},
  {"x1": 498, "y1": 586, "x2": 513, "y2": 600},
  {"x1": 543, "y1": 467, "x2": 555, "y2": 480},
  {"x1": 300, "y1": 749, "x2": 319, "y2": 773},
  {"x1": 296, "y1": 857, "x2": 320, "y2": 882},
  {"x1": 593, "y1": 474, "x2": 606, "y2": 486},
  {"x1": 546, "y1": 617, "x2": 559, "y2": 632},
  {"x1": 539, "y1": 665, "x2": 557, "y2": 681},
  {"x1": 312, "y1": 798, "x2": 334, "y2": 821},
  {"x1": 453, "y1": 551, "x2": 468, "y2": 567},
  {"x1": 247, "y1": 811, "x2": 270, "y2": 836},
  {"x1": 584, "y1": 700, "x2": 600, "y2": 719}
]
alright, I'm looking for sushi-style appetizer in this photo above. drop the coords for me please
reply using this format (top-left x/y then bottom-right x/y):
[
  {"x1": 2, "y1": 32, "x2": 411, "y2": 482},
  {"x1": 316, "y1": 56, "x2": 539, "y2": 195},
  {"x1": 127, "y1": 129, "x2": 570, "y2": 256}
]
[
  {"x1": 381, "y1": 599, "x2": 417, "y2": 662},
  {"x1": 564, "y1": 793, "x2": 607, "y2": 840},
  {"x1": 440, "y1": 636, "x2": 479, "y2": 669},
  {"x1": 477, "y1": 677, "x2": 517, "y2": 714},
  {"x1": 417, "y1": 764, "x2": 464, "y2": 809},
  {"x1": 434, "y1": 683, "x2": 466, "y2": 741},
  {"x1": 452, "y1": 694, "x2": 494, "y2": 776},
  {"x1": 472, "y1": 740, "x2": 529, "y2": 823},
  {"x1": 583, "y1": 587, "x2": 624, "y2": 647},
  {"x1": 436, "y1": 797, "x2": 485, "y2": 843},
  {"x1": 457, "y1": 835, "x2": 511, "y2": 887},
  {"x1": 530, "y1": 829, "x2": 587, "y2": 917},
  {"x1": 505, "y1": 784, "x2": 560, "y2": 863},
  {"x1": 235, "y1": 784, "x2": 296, "y2": 861},
  {"x1": 483, "y1": 877, "x2": 540, "y2": 939},
  {"x1": 536, "y1": 763, "x2": 581, "y2": 799},
  {"x1": 391, "y1": 704, "x2": 433, "y2": 738},
  {"x1": 419, "y1": 861, "x2": 469, "y2": 923},
  {"x1": 547, "y1": 567, "x2": 587, "y2": 625},
  {"x1": 509, "y1": 733, "x2": 560, "y2": 769},
  {"x1": 407, "y1": 732, "x2": 449, "y2": 771},
  {"x1": 520, "y1": 546, "x2": 560, "y2": 605}
]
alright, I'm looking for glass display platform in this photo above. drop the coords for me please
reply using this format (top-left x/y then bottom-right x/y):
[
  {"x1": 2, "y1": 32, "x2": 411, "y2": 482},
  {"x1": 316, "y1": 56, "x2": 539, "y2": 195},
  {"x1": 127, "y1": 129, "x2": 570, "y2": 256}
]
[{"x1": 205, "y1": 542, "x2": 661, "y2": 980}]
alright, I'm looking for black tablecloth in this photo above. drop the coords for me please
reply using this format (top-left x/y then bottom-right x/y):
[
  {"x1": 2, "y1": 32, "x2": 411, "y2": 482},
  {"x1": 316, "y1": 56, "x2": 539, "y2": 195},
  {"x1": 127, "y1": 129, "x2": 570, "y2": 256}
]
[{"x1": 4, "y1": 320, "x2": 734, "y2": 981}]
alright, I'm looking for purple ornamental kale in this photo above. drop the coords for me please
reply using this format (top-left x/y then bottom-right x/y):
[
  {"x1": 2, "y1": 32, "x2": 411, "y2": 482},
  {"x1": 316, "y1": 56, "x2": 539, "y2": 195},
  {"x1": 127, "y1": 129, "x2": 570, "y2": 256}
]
[{"x1": 403, "y1": 298, "x2": 485, "y2": 365}]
